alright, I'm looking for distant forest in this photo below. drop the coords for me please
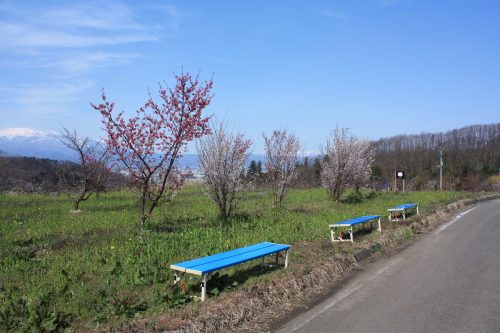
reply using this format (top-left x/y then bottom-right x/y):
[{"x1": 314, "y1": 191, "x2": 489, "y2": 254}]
[
  {"x1": 0, "y1": 155, "x2": 128, "y2": 193},
  {"x1": 289, "y1": 123, "x2": 500, "y2": 191},
  {"x1": 371, "y1": 123, "x2": 499, "y2": 191},
  {"x1": 1, "y1": 123, "x2": 499, "y2": 193}
]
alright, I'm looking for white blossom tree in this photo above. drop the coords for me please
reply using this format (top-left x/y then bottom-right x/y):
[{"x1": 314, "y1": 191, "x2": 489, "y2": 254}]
[
  {"x1": 321, "y1": 127, "x2": 374, "y2": 201},
  {"x1": 197, "y1": 121, "x2": 252, "y2": 220},
  {"x1": 263, "y1": 130, "x2": 301, "y2": 207},
  {"x1": 352, "y1": 141, "x2": 375, "y2": 193}
]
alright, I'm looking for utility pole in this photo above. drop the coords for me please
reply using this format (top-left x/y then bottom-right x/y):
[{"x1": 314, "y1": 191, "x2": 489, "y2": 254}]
[{"x1": 438, "y1": 148, "x2": 444, "y2": 191}]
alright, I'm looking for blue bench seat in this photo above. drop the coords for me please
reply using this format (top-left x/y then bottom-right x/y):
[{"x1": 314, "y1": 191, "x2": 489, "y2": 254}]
[
  {"x1": 170, "y1": 242, "x2": 291, "y2": 300},
  {"x1": 329, "y1": 215, "x2": 381, "y2": 242},
  {"x1": 387, "y1": 203, "x2": 419, "y2": 221}
]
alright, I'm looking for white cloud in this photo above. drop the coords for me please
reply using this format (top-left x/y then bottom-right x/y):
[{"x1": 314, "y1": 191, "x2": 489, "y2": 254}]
[
  {"x1": 45, "y1": 52, "x2": 141, "y2": 75},
  {"x1": 33, "y1": 4, "x2": 143, "y2": 31},
  {"x1": 0, "y1": 1, "x2": 186, "y2": 69},
  {"x1": 0, "y1": 1, "x2": 192, "y2": 116},
  {"x1": 0, "y1": 127, "x2": 57, "y2": 138},
  {"x1": 319, "y1": 10, "x2": 348, "y2": 22},
  {"x1": 0, "y1": 21, "x2": 156, "y2": 50},
  {"x1": 0, "y1": 81, "x2": 93, "y2": 114}
]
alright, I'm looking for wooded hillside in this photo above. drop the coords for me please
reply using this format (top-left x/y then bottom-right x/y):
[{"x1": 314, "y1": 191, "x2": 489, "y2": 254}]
[
  {"x1": 371, "y1": 123, "x2": 499, "y2": 191},
  {"x1": 0, "y1": 156, "x2": 128, "y2": 193},
  {"x1": 289, "y1": 123, "x2": 499, "y2": 191}
]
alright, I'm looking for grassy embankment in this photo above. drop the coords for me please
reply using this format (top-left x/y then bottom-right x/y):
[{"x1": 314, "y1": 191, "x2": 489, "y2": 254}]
[{"x1": 0, "y1": 187, "x2": 478, "y2": 331}]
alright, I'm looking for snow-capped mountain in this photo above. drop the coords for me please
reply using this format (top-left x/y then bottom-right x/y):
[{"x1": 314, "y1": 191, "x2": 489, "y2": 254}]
[
  {"x1": 0, "y1": 127, "x2": 75, "y2": 160},
  {"x1": 0, "y1": 127, "x2": 202, "y2": 168},
  {"x1": 0, "y1": 127, "x2": 317, "y2": 169}
]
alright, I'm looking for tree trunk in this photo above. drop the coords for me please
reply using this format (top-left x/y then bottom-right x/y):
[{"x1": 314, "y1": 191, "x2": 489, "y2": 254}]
[{"x1": 141, "y1": 187, "x2": 147, "y2": 228}]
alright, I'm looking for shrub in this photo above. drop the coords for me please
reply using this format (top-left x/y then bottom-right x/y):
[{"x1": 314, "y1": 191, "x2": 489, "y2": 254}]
[{"x1": 342, "y1": 191, "x2": 364, "y2": 204}]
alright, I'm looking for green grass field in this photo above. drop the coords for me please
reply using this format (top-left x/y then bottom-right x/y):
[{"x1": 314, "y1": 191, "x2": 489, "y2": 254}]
[{"x1": 0, "y1": 187, "x2": 478, "y2": 331}]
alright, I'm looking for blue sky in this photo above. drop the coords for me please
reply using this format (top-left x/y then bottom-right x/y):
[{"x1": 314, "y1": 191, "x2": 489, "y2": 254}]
[{"x1": 0, "y1": 0, "x2": 499, "y2": 153}]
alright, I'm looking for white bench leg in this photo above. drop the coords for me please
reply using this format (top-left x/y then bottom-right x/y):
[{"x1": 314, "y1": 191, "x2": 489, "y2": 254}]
[
  {"x1": 201, "y1": 274, "x2": 208, "y2": 301},
  {"x1": 417, "y1": 206, "x2": 419, "y2": 215},
  {"x1": 284, "y1": 250, "x2": 289, "y2": 268},
  {"x1": 331, "y1": 228, "x2": 335, "y2": 242},
  {"x1": 350, "y1": 226, "x2": 354, "y2": 242},
  {"x1": 377, "y1": 217, "x2": 382, "y2": 232}
]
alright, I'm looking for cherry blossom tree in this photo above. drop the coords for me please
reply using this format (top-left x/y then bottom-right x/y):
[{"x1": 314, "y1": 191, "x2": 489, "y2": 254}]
[
  {"x1": 92, "y1": 72, "x2": 213, "y2": 227},
  {"x1": 59, "y1": 127, "x2": 112, "y2": 211},
  {"x1": 352, "y1": 141, "x2": 375, "y2": 193},
  {"x1": 263, "y1": 130, "x2": 301, "y2": 207},
  {"x1": 197, "y1": 121, "x2": 252, "y2": 220},
  {"x1": 321, "y1": 127, "x2": 373, "y2": 201}
]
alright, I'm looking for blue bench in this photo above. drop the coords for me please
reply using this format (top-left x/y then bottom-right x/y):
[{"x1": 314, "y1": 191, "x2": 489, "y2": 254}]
[
  {"x1": 329, "y1": 215, "x2": 381, "y2": 243},
  {"x1": 170, "y1": 242, "x2": 291, "y2": 301},
  {"x1": 387, "y1": 203, "x2": 419, "y2": 221}
]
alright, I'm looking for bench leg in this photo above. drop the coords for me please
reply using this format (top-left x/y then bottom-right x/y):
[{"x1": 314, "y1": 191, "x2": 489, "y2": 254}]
[
  {"x1": 377, "y1": 217, "x2": 382, "y2": 232},
  {"x1": 331, "y1": 228, "x2": 335, "y2": 242},
  {"x1": 417, "y1": 206, "x2": 419, "y2": 215},
  {"x1": 350, "y1": 226, "x2": 354, "y2": 243},
  {"x1": 201, "y1": 274, "x2": 208, "y2": 301},
  {"x1": 284, "y1": 250, "x2": 289, "y2": 268}
]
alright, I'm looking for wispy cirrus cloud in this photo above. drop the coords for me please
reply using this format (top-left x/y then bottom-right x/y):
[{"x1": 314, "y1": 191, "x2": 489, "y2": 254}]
[
  {"x1": 0, "y1": 21, "x2": 156, "y2": 50},
  {"x1": 0, "y1": 0, "x2": 191, "y2": 117},
  {"x1": 44, "y1": 52, "x2": 141, "y2": 75},
  {"x1": 0, "y1": 81, "x2": 93, "y2": 108},
  {"x1": 0, "y1": 1, "x2": 157, "y2": 52},
  {"x1": 31, "y1": 3, "x2": 145, "y2": 31},
  {"x1": 319, "y1": 9, "x2": 348, "y2": 22},
  {"x1": 0, "y1": 0, "x2": 189, "y2": 74}
]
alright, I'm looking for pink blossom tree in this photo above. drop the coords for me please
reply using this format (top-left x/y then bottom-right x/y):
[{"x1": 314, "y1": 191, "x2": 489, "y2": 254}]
[
  {"x1": 263, "y1": 130, "x2": 301, "y2": 207},
  {"x1": 197, "y1": 121, "x2": 252, "y2": 220},
  {"x1": 92, "y1": 72, "x2": 213, "y2": 227},
  {"x1": 59, "y1": 127, "x2": 112, "y2": 211},
  {"x1": 321, "y1": 127, "x2": 373, "y2": 201}
]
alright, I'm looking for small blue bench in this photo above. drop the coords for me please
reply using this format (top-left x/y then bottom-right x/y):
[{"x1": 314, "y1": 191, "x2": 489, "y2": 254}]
[
  {"x1": 170, "y1": 242, "x2": 291, "y2": 301},
  {"x1": 387, "y1": 203, "x2": 419, "y2": 221},
  {"x1": 329, "y1": 215, "x2": 381, "y2": 243}
]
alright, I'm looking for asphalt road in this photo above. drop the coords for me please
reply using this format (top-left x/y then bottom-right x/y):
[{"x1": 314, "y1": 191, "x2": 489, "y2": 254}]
[{"x1": 277, "y1": 199, "x2": 500, "y2": 333}]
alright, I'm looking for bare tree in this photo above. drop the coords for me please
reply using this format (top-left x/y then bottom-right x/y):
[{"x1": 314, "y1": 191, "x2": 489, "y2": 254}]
[
  {"x1": 197, "y1": 121, "x2": 252, "y2": 220},
  {"x1": 263, "y1": 130, "x2": 301, "y2": 207},
  {"x1": 59, "y1": 127, "x2": 112, "y2": 211},
  {"x1": 321, "y1": 127, "x2": 373, "y2": 201}
]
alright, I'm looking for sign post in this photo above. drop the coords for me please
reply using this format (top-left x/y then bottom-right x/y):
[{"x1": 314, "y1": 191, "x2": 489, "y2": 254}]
[{"x1": 395, "y1": 170, "x2": 405, "y2": 192}]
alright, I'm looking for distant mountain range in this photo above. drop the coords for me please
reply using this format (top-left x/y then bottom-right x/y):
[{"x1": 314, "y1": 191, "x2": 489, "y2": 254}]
[
  {"x1": 0, "y1": 127, "x2": 271, "y2": 170},
  {"x1": 0, "y1": 128, "x2": 74, "y2": 160}
]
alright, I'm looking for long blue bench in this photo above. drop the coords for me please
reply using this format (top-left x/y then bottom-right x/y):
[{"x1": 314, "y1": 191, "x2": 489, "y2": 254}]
[
  {"x1": 387, "y1": 203, "x2": 419, "y2": 221},
  {"x1": 329, "y1": 215, "x2": 381, "y2": 243},
  {"x1": 170, "y1": 242, "x2": 291, "y2": 301}
]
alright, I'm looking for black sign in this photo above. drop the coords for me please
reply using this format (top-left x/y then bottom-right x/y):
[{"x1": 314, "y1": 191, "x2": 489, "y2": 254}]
[{"x1": 396, "y1": 170, "x2": 405, "y2": 179}]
